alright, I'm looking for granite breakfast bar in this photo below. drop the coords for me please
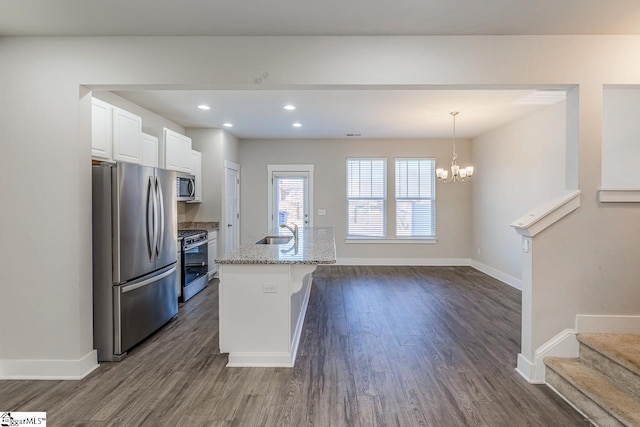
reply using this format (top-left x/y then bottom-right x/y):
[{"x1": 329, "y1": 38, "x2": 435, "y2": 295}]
[{"x1": 216, "y1": 227, "x2": 336, "y2": 367}]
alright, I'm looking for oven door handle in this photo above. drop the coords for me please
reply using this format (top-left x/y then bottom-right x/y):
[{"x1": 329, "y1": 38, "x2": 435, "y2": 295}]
[{"x1": 184, "y1": 240, "x2": 208, "y2": 251}]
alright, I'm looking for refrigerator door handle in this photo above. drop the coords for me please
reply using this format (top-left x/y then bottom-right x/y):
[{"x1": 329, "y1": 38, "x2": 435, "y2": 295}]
[
  {"x1": 152, "y1": 176, "x2": 159, "y2": 262},
  {"x1": 120, "y1": 265, "x2": 177, "y2": 293},
  {"x1": 147, "y1": 176, "x2": 155, "y2": 262},
  {"x1": 156, "y1": 176, "x2": 165, "y2": 257}
]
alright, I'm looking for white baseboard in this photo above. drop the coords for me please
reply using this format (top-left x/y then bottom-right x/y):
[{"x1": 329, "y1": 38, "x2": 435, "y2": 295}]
[
  {"x1": 226, "y1": 352, "x2": 294, "y2": 367},
  {"x1": 516, "y1": 353, "x2": 537, "y2": 383},
  {"x1": 336, "y1": 257, "x2": 470, "y2": 266},
  {"x1": 516, "y1": 329, "x2": 579, "y2": 384},
  {"x1": 0, "y1": 350, "x2": 99, "y2": 380},
  {"x1": 533, "y1": 329, "x2": 578, "y2": 383},
  {"x1": 469, "y1": 259, "x2": 522, "y2": 290},
  {"x1": 576, "y1": 314, "x2": 640, "y2": 333}
]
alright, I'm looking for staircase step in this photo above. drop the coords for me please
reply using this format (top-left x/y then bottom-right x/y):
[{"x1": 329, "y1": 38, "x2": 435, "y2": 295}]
[
  {"x1": 578, "y1": 333, "x2": 640, "y2": 397},
  {"x1": 545, "y1": 357, "x2": 640, "y2": 427}
]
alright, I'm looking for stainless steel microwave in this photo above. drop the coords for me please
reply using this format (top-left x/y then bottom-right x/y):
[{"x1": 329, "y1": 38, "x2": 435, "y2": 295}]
[{"x1": 176, "y1": 173, "x2": 195, "y2": 201}]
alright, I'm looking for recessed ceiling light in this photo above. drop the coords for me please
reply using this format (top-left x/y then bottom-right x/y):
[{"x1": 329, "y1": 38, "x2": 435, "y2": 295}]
[
  {"x1": 223, "y1": 123, "x2": 233, "y2": 128},
  {"x1": 197, "y1": 104, "x2": 211, "y2": 110},
  {"x1": 292, "y1": 122, "x2": 302, "y2": 128},
  {"x1": 284, "y1": 104, "x2": 296, "y2": 111}
]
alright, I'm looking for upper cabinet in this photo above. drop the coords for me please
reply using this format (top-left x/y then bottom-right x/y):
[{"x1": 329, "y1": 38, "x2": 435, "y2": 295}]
[
  {"x1": 161, "y1": 128, "x2": 192, "y2": 173},
  {"x1": 91, "y1": 97, "x2": 142, "y2": 164},
  {"x1": 187, "y1": 150, "x2": 202, "y2": 203},
  {"x1": 141, "y1": 133, "x2": 159, "y2": 168},
  {"x1": 91, "y1": 98, "x2": 113, "y2": 160},
  {"x1": 112, "y1": 107, "x2": 142, "y2": 163}
]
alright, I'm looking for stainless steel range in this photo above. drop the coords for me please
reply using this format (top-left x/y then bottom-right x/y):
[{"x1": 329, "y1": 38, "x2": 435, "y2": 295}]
[{"x1": 178, "y1": 229, "x2": 209, "y2": 302}]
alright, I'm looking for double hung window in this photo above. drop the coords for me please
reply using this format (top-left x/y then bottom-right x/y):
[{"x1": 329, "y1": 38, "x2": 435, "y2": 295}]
[
  {"x1": 346, "y1": 159, "x2": 387, "y2": 237},
  {"x1": 395, "y1": 158, "x2": 435, "y2": 238}
]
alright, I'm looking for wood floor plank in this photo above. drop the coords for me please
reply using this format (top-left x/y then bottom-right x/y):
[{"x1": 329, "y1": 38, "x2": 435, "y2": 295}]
[{"x1": 0, "y1": 269, "x2": 590, "y2": 426}]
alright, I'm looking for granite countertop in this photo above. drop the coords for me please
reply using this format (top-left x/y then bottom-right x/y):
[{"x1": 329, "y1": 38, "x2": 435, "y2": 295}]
[
  {"x1": 216, "y1": 227, "x2": 336, "y2": 265},
  {"x1": 178, "y1": 221, "x2": 219, "y2": 231}
]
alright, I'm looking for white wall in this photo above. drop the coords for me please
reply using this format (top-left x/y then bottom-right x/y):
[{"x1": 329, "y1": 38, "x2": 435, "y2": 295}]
[
  {"x1": 471, "y1": 101, "x2": 567, "y2": 281},
  {"x1": 2, "y1": 35, "x2": 640, "y2": 378},
  {"x1": 602, "y1": 87, "x2": 640, "y2": 188},
  {"x1": 239, "y1": 138, "x2": 472, "y2": 262}
]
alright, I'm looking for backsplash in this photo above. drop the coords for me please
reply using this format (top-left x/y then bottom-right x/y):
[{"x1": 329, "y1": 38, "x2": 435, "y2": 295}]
[{"x1": 178, "y1": 221, "x2": 219, "y2": 230}]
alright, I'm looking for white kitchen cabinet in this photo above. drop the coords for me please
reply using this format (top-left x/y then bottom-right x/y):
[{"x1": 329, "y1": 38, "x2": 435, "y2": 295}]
[
  {"x1": 112, "y1": 107, "x2": 142, "y2": 163},
  {"x1": 161, "y1": 128, "x2": 192, "y2": 173},
  {"x1": 141, "y1": 133, "x2": 159, "y2": 167},
  {"x1": 91, "y1": 98, "x2": 113, "y2": 160},
  {"x1": 208, "y1": 230, "x2": 218, "y2": 279},
  {"x1": 91, "y1": 97, "x2": 143, "y2": 164},
  {"x1": 187, "y1": 150, "x2": 202, "y2": 203}
]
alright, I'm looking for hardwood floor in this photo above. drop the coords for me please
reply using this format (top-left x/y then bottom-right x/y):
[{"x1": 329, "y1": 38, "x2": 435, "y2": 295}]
[{"x1": 1, "y1": 266, "x2": 589, "y2": 426}]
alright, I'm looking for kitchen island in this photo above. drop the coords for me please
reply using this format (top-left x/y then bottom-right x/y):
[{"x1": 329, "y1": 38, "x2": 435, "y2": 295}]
[{"x1": 216, "y1": 227, "x2": 336, "y2": 367}]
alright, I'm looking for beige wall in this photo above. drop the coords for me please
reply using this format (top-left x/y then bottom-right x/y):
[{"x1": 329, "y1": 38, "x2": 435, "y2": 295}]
[
  {"x1": 183, "y1": 129, "x2": 239, "y2": 251},
  {"x1": 471, "y1": 101, "x2": 567, "y2": 281},
  {"x1": 2, "y1": 35, "x2": 640, "y2": 376},
  {"x1": 240, "y1": 138, "x2": 472, "y2": 261}
]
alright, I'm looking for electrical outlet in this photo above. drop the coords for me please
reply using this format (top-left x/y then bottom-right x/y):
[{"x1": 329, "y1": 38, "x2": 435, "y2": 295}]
[
  {"x1": 317, "y1": 209, "x2": 327, "y2": 216},
  {"x1": 263, "y1": 284, "x2": 278, "y2": 293},
  {"x1": 477, "y1": 248, "x2": 481, "y2": 255}
]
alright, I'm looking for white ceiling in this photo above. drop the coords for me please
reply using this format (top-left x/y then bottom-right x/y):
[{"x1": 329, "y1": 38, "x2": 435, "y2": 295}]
[
  {"x1": 1, "y1": 0, "x2": 640, "y2": 36},
  {"x1": 113, "y1": 89, "x2": 565, "y2": 139}
]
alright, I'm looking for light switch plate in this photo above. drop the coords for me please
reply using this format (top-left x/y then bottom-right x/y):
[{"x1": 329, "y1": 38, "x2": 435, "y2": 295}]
[{"x1": 317, "y1": 209, "x2": 327, "y2": 216}]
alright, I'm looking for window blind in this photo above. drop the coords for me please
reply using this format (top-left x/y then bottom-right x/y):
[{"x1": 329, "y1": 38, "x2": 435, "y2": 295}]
[
  {"x1": 347, "y1": 158, "x2": 386, "y2": 237},
  {"x1": 395, "y1": 158, "x2": 435, "y2": 238}
]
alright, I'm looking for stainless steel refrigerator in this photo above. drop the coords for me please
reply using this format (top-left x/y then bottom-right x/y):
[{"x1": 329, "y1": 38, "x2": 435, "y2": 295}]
[{"x1": 92, "y1": 162, "x2": 178, "y2": 361}]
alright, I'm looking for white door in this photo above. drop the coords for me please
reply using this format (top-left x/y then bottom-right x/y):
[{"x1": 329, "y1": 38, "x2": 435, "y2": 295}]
[
  {"x1": 224, "y1": 163, "x2": 240, "y2": 254},
  {"x1": 268, "y1": 165, "x2": 314, "y2": 230}
]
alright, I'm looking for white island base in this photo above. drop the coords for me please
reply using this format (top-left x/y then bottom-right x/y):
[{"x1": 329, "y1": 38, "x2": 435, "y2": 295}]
[{"x1": 219, "y1": 263, "x2": 317, "y2": 367}]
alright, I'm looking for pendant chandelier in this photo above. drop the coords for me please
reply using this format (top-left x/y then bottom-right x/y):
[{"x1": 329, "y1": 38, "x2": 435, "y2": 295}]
[{"x1": 436, "y1": 111, "x2": 474, "y2": 184}]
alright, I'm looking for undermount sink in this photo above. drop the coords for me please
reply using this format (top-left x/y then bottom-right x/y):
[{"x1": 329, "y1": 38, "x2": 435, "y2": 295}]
[{"x1": 256, "y1": 235, "x2": 292, "y2": 245}]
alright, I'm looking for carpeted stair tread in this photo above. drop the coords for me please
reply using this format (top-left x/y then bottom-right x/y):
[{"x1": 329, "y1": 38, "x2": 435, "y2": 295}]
[
  {"x1": 545, "y1": 357, "x2": 640, "y2": 426},
  {"x1": 578, "y1": 333, "x2": 640, "y2": 377}
]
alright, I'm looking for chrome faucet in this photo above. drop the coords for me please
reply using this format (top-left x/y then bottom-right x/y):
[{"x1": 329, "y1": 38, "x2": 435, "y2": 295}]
[{"x1": 280, "y1": 223, "x2": 298, "y2": 245}]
